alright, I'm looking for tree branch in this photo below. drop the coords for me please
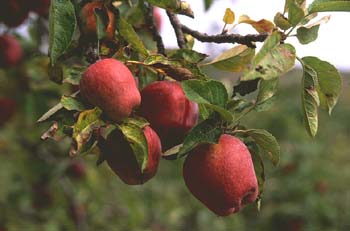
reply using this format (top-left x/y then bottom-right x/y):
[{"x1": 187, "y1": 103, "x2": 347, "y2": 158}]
[
  {"x1": 144, "y1": 3, "x2": 166, "y2": 55},
  {"x1": 166, "y1": 11, "x2": 187, "y2": 49},
  {"x1": 181, "y1": 25, "x2": 268, "y2": 48}
]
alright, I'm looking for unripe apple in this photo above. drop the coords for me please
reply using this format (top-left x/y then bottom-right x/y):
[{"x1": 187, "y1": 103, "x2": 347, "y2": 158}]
[
  {"x1": 80, "y1": 1, "x2": 115, "y2": 40},
  {"x1": 100, "y1": 126, "x2": 162, "y2": 185},
  {"x1": 80, "y1": 58, "x2": 141, "y2": 122},
  {"x1": 0, "y1": 35, "x2": 23, "y2": 68},
  {"x1": 183, "y1": 134, "x2": 258, "y2": 216},
  {"x1": 0, "y1": 98, "x2": 16, "y2": 127},
  {"x1": 139, "y1": 81, "x2": 198, "y2": 150},
  {"x1": 153, "y1": 8, "x2": 162, "y2": 31},
  {"x1": 0, "y1": 0, "x2": 29, "y2": 27}
]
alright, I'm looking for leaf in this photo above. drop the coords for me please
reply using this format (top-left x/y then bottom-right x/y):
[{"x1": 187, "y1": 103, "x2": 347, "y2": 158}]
[
  {"x1": 242, "y1": 129, "x2": 280, "y2": 166},
  {"x1": 288, "y1": 0, "x2": 305, "y2": 26},
  {"x1": 49, "y1": 0, "x2": 77, "y2": 65},
  {"x1": 37, "y1": 103, "x2": 63, "y2": 123},
  {"x1": 117, "y1": 122, "x2": 149, "y2": 172},
  {"x1": 182, "y1": 80, "x2": 228, "y2": 108},
  {"x1": 300, "y1": 62, "x2": 319, "y2": 137},
  {"x1": 233, "y1": 79, "x2": 260, "y2": 96},
  {"x1": 223, "y1": 8, "x2": 235, "y2": 24},
  {"x1": 61, "y1": 95, "x2": 86, "y2": 111},
  {"x1": 302, "y1": 56, "x2": 342, "y2": 114},
  {"x1": 296, "y1": 15, "x2": 330, "y2": 44},
  {"x1": 203, "y1": 45, "x2": 255, "y2": 72},
  {"x1": 117, "y1": 16, "x2": 149, "y2": 56},
  {"x1": 242, "y1": 32, "x2": 296, "y2": 81},
  {"x1": 247, "y1": 142, "x2": 265, "y2": 195},
  {"x1": 168, "y1": 49, "x2": 208, "y2": 63},
  {"x1": 308, "y1": 0, "x2": 350, "y2": 13},
  {"x1": 94, "y1": 7, "x2": 108, "y2": 40},
  {"x1": 255, "y1": 78, "x2": 279, "y2": 111},
  {"x1": 238, "y1": 15, "x2": 275, "y2": 33},
  {"x1": 148, "y1": 0, "x2": 194, "y2": 18},
  {"x1": 227, "y1": 98, "x2": 255, "y2": 122},
  {"x1": 179, "y1": 119, "x2": 224, "y2": 156},
  {"x1": 71, "y1": 108, "x2": 104, "y2": 156},
  {"x1": 62, "y1": 61, "x2": 87, "y2": 85},
  {"x1": 204, "y1": 0, "x2": 214, "y2": 11},
  {"x1": 274, "y1": 12, "x2": 292, "y2": 30}
]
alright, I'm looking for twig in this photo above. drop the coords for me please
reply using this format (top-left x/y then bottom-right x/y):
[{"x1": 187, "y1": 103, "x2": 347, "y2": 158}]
[
  {"x1": 166, "y1": 11, "x2": 187, "y2": 49},
  {"x1": 144, "y1": 3, "x2": 166, "y2": 55},
  {"x1": 181, "y1": 25, "x2": 268, "y2": 48}
]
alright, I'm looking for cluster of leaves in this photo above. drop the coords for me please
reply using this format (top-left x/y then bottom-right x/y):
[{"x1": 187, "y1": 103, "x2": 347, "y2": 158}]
[{"x1": 40, "y1": 0, "x2": 346, "y2": 202}]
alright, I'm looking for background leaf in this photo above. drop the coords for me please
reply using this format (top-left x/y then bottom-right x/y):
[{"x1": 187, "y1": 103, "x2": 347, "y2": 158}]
[{"x1": 308, "y1": 0, "x2": 350, "y2": 13}]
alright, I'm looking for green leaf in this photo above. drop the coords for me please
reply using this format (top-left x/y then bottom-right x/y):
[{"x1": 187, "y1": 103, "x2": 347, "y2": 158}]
[
  {"x1": 233, "y1": 79, "x2": 260, "y2": 96},
  {"x1": 182, "y1": 80, "x2": 228, "y2": 107},
  {"x1": 300, "y1": 62, "x2": 320, "y2": 137},
  {"x1": 242, "y1": 36, "x2": 296, "y2": 81},
  {"x1": 204, "y1": 0, "x2": 214, "y2": 10},
  {"x1": 302, "y1": 56, "x2": 342, "y2": 114},
  {"x1": 179, "y1": 119, "x2": 224, "y2": 155},
  {"x1": 227, "y1": 98, "x2": 255, "y2": 122},
  {"x1": 148, "y1": 0, "x2": 194, "y2": 18},
  {"x1": 61, "y1": 95, "x2": 86, "y2": 111},
  {"x1": 71, "y1": 108, "x2": 104, "y2": 156},
  {"x1": 255, "y1": 79, "x2": 279, "y2": 111},
  {"x1": 117, "y1": 122, "x2": 149, "y2": 172},
  {"x1": 94, "y1": 8, "x2": 107, "y2": 40},
  {"x1": 239, "y1": 129, "x2": 280, "y2": 166},
  {"x1": 297, "y1": 25, "x2": 320, "y2": 44},
  {"x1": 274, "y1": 12, "x2": 292, "y2": 30},
  {"x1": 168, "y1": 49, "x2": 208, "y2": 63},
  {"x1": 203, "y1": 45, "x2": 255, "y2": 72},
  {"x1": 37, "y1": 103, "x2": 63, "y2": 123},
  {"x1": 247, "y1": 142, "x2": 265, "y2": 195},
  {"x1": 309, "y1": 0, "x2": 350, "y2": 13},
  {"x1": 49, "y1": 0, "x2": 77, "y2": 65},
  {"x1": 117, "y1": 16, "x2": 149, "y2": 56},
  {"x1": 62, "y1": 61, "x2": 87, "y2": 85},
  {"x1": 288, "y1": 0, "x2": 305, "y2": 26}
]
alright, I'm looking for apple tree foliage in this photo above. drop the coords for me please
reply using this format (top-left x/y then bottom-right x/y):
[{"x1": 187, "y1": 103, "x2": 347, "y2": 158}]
[{"x1": 39, "y1": 0, "x2": 347, "y2": 207}]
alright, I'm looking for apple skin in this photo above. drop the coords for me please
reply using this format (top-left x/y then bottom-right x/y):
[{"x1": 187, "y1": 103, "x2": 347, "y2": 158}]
[
  {"x1": 66, "y1": 161, "x2": 86, "y2": 179},
  {"x1": 80, "y1": 59, "x2": 141, "y2": 122},
  {"x1": 0, "y1": 35, "x2": 23, "y2": 68},
  {"x1": 139, "y1": 81, "x2": 198, "y2": 150},
  {"x1": 0, "y1": 98, "x2": 16, "y2": 127},
  {"x1": 80, "y1": 1, "x2": 115, "y2": 40},
  {"x1": 0, "y1": 0, "x2": 29, "y2": 27},
  {"x1": 100, "y1": 126, "x2": 162, "y2": 185},
  {"x1": 153, "y1": 8, "x2": 162, "y2": 31},
  {"x1": 183, "y1": 134, "x2": 258, "y2": 216}
]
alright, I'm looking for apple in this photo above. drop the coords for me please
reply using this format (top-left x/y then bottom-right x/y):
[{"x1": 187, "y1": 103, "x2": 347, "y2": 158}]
[
  {"x1": 29, "y1": 0, "x2": 50, "y2": 16},
  {"x1": 183, "y1": 134, "x2": 258, "y2": 216},
  {"x1": 153, "y1": 7, "x2": 162, "y2": 31},
  {"x1": 100, "y1": 126, "x2": 162, "y2": 185},
  {"x1": 0, "y1": 35, "x2": 23, "y2": 68},
  {"x1": 139, "y1": 81, "x2": 198, "y2": 150},
  {"x1": 80, "y1": 58, "x2": 141, "y2": 122},
  {"x1": 80, "y1": 1, "x2": 115, "y2": 40},
  {"x1": 66, "y1": 161, "x2": 86, "y2": 179},
  {"x1": 0, "y1": 0, "x2": 29, "y2": 27},
  {"x1": 0, "y1": 98, "x2": 16, "y2": 127}
]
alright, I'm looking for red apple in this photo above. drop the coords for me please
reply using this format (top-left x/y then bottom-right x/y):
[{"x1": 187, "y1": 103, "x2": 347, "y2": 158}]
[
  {"x1": 139, "y1": 81, "x2": 198, "y2": 150},
  {"x1": 183, "y1": 134, "x2": 258, "y2": 216},
  {"x1": 80, "y1": 1, "x2": 115, "y2": 40},
  {"x1": 80, "y1": 58, "x2": 141, "y2": 122},
  {"x1": 153, "y1": 7, "x2": 162, "y2": 31},
  {"x1": 0, "y1": 35, "x2": 23, "y2": 68},
  {"x1": 100, "y1": 126, "x2": 162, "y2": 185},
  {"x1": 0, "y1": 0, "x2": 29, "y2": 27},
  {"x1": 66, "y1": 161, "x2": 86, "y2": 179},
  {"x1": 0, "y1": 98, "x2": 16, "y2": 127},
  {"x1": 28, "y1": 0, "x2": 50, "y2": 16}
]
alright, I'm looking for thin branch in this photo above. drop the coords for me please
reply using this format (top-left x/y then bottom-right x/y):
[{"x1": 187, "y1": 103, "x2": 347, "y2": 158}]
[
  {"x1": 181, "y1": 24, "x2": 268, "y2": 48},
  {"x1": 144, "y1": 3, "x2": 166, "y2": 55},
  {"x1": 166, "y1": 11, "x2": 187, "y2": 49}
]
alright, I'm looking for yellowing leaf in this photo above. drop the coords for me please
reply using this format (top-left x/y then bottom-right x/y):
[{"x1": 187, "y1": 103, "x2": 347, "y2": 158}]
[
  {"x1": 238, "y1": 15, "x2": 274, "y2": 33},
  {"x1": 223, "y1": 8, "x2": 235, "y2": 24}
]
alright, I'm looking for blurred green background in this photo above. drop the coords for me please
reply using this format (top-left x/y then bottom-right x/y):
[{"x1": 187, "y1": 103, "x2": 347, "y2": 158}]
[{"x1": 1, "y1": 61, "x2": 349, "y2": 230}]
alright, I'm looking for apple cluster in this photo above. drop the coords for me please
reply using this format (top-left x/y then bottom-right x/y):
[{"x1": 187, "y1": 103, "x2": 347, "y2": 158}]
[{"x1": 79, "y1": 58, "x2": 259, "y2": 216}]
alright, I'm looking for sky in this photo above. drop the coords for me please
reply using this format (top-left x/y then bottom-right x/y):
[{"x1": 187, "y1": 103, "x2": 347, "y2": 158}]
[{"x1": 159, "y1": 0, "x2": 350, "y2": 72}]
